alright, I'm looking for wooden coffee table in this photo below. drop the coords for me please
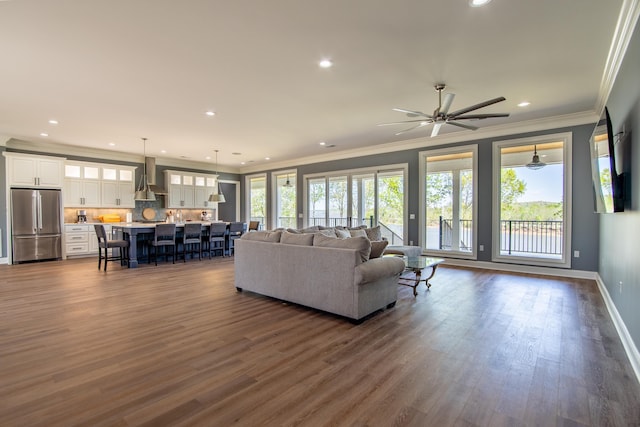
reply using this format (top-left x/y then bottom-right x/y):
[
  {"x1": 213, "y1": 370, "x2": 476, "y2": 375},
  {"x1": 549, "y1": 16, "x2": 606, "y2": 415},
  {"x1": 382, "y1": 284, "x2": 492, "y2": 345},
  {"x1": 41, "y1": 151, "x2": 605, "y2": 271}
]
[{"x1": 398, "y1": 256, "x2": 444, "y2": 296}]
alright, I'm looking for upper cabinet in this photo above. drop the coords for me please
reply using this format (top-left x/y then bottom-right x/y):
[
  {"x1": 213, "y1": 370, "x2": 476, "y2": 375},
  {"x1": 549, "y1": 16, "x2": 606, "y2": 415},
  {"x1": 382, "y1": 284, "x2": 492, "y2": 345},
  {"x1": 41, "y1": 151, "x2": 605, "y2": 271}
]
[
  {"x1": 63, "y1": 161, "x2": 136, "y2": 208},
  {"x1": 4, "y1": 153, "x2": 65, "y2": 188},
  {"x1": 101, "y1": 166, "x2": 135, "y2": 208},
  {"x1": 165, "y1": 170, "x2": 219, "y2": 209}
]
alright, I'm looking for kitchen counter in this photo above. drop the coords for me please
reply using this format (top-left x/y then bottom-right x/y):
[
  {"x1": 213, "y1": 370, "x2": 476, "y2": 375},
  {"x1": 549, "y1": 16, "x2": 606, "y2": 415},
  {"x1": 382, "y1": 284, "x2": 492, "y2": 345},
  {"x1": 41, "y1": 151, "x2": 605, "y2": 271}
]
[{"x1": 112, "y1": 222, "x2": 228, "y2": 267}]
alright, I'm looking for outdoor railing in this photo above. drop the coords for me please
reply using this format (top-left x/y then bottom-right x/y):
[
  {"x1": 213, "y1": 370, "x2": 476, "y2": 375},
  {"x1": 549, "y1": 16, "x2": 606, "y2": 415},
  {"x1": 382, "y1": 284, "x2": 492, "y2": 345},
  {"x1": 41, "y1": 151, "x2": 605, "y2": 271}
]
[
  {"x1": 438, "y1": 217, "x2": 473, "y2": 251},
  {"x1": 308, "y1": 217, "x2": 374, "y2": 228},
  {"x1": 378, "y1": 222, "x2": 403, "y2": 245},
  {"x1": 500, "y1": 219, "x2": 563, "y2": 255}
]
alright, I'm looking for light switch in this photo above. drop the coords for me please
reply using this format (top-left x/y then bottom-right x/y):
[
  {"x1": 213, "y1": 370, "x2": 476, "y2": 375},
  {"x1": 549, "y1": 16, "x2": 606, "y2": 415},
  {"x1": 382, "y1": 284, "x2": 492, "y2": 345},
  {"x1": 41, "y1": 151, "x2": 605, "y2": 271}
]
[{"x1": 409, "y1": 213, "x2": 415, "y2": 219}]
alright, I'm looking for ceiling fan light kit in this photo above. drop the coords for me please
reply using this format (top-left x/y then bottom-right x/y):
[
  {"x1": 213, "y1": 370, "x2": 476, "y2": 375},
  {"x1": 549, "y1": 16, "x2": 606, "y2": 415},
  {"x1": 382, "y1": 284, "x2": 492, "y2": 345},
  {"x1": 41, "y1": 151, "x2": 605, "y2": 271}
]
[{"x1": 378, "y1": 83, "x2": 509, "y2": 137}]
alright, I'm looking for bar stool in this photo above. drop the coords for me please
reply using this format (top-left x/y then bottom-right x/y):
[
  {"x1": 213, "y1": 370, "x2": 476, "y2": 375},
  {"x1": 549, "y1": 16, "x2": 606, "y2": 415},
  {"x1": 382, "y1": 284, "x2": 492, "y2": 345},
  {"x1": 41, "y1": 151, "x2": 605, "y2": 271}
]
[
  {"x1": 94, "y1": 224, "x2": 130, "y2": 271},
  {"x1": 248, "y1": 221, "x2": 260, "y2": 231},
  {"x1": 227, "y1": 222, "x2": 245, "y2": 256},
  {"x1": 206, "y1": 222, "x2": 227, "y2": 258},
  {"x1": 181, "y1": 223, "x2": 202, "y2": 261},
  {"x1": 149, "y1": 223, "x2": 176, "y2": 265}
]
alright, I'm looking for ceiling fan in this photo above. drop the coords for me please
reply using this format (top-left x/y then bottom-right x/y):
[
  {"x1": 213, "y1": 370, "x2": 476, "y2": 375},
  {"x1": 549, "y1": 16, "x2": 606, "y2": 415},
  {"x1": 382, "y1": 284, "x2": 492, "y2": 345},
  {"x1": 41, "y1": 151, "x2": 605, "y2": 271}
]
[{"x1": 378, "y1": 83, "x2": 510, "y2": 137}]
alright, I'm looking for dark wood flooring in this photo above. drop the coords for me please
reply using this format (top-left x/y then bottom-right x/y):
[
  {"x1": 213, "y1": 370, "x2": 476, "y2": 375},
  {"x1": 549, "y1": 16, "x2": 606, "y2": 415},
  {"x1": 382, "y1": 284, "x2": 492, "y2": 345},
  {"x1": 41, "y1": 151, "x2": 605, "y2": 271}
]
[{"x1": 0, "y1": 257, "x2": 639, "y2": 426}]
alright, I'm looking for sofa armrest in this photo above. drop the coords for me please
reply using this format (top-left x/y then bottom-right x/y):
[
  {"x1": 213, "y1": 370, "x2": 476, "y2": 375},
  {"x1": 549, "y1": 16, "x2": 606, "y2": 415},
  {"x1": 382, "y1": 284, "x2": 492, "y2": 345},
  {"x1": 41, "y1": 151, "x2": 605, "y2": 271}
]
[{"x1": 354, "y1": 256, "x2": 405, "y2": 285}]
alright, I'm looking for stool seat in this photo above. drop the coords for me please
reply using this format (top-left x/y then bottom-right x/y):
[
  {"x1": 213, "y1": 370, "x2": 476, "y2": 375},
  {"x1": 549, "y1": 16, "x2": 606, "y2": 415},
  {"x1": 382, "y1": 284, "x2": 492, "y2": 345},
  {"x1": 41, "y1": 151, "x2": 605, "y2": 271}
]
[{"x1": 94, "y1": 224, "x2": 130, "y2": 271}]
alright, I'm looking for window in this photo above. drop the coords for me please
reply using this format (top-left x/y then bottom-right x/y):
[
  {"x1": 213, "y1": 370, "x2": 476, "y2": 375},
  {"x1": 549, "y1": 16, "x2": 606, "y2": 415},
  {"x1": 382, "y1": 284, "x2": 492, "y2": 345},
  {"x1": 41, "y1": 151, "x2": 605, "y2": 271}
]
[
  {"x1": 421, "y1": 145, "x2": 477, "y2": 258},
  {"x1": 272, "y1": 170, "x2": 297, "y2": 229},
  {"x1": 304, "y1": 165, "x2": 407, "y2": 242},
  {"x1": 246, "y1": 174, "x2": 267, "y2": 228},
  {"x1": 492, "y1": 133, "x2": 572, "y2": 267}
]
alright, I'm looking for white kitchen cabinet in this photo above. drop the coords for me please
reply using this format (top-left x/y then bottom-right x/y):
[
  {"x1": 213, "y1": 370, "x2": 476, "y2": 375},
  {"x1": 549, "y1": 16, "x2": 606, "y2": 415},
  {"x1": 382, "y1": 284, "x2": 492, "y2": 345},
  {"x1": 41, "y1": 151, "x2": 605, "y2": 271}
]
[
  {"x1": 4, "y1": 153, "x2": 64, "y2": 188},
  {"x1": 65, "y1": 223, "x2": 111, "y2": 257},
  {"x1": 64, "y1": 163, "x2": 101, "y2": 207},
  {"x1": 165, "y1": 170, "x2": 219, "y2": 209},
  {"x1": 101, "y1": 166, "x2": 136, "y2": 208}
]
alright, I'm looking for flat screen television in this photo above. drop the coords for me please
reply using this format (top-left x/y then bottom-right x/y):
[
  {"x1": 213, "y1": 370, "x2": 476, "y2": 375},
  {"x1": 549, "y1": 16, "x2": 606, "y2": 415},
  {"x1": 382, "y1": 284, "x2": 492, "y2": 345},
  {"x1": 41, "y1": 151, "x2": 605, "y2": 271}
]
[{"x1": 590, "y1": 107, "x2": 624, "y2": 213}]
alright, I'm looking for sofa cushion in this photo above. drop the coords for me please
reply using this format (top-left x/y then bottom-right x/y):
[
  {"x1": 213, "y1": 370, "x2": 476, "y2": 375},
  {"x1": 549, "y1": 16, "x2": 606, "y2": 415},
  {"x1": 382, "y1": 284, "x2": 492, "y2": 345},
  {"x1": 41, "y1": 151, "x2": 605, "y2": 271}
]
[
  {"x1": 369, "y1": 240, "x2": 389, "y2": 259},
  {"x1": 313, "y1": 233, "x2": 371, "y2": 263},
  {"x1": 300, "y1": 225, "x2": 320, "y2": 233},
  {"x1": 317, "y1": 228, "x2": 338, "y2": 238},
  {"x1": 349, "y1": 229, "x2": 367, "y2": 238},
  {"x1": 365, "y1": 226, "x2": 382, "y2": 241},
  {"x1": 286, "y1": 228, "x2": 302, "y2": 234},
  {"x1": 335, "y1": 228, "x2": 351, "y2": 239},
  {"x1": 241, "y1": 230, "x2": 282, "y2": 242},
  {"x1": 281, "y1": 231, "x2": 314, "y2": 246}
]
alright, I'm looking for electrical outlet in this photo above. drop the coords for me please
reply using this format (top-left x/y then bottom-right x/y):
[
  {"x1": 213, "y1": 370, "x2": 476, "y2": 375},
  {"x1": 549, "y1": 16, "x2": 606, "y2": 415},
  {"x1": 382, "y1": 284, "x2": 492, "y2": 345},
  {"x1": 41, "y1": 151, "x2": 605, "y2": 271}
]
[
  {"x1": 479, "y1": 244, "x2": 484, "y2": 251},
  {"x1": 409, "y1": 213, "x2": 415, "y2": 220},
  {"x1": 574, "y1": 250, "x2": 580, "y2": 258}
]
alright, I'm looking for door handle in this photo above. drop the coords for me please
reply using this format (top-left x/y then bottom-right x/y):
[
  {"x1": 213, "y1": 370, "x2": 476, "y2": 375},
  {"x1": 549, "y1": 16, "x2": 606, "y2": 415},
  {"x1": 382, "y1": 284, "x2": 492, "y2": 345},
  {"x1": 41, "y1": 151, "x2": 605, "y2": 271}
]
[
  {"x1": 37, "y1": 192, "x2": 43, "y2": 230},
  {"x1": 32, "y1": 191, "x2": 38, "y2": 232}
]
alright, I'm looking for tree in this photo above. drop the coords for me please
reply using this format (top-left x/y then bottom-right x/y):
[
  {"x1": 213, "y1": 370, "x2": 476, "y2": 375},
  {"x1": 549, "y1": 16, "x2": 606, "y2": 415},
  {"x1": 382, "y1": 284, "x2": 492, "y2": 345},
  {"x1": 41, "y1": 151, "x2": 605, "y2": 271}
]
[{"x1": 500, "y1": 168, "x2": 526, "y2": 219}]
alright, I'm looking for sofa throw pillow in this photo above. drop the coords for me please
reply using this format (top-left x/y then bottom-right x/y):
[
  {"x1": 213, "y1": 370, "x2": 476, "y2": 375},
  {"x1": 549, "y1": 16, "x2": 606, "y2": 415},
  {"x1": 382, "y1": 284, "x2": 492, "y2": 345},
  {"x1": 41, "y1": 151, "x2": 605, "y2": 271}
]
[
  {"x1": 300, "y1": 225, "x2": 320, "y2": 233},
  {"x1": 317, "y1": 228, "x2": 337, "y2": 238},
  {"x1": 365, "y1": 226, "x2": 382, "y2": 241},
  {"x1": 281, "y1": 231, "x2": 314, "y2": 246},
  {"x1": 335, "y1": 228, "x2": 351, "y2": 239},
  {"x1": 286, "y1": 228, "x2": 302, "y2": 234},
  {"x1": 369, "y1": 240, "x2": 389, "y2": 259},
  {"x1": 241, "y1": 230, "x2": 282, "y2": 242},
  {"x1": 313, "y1": 233, "x2": 371, "y2": 263},
  {"x1": 349, "y1": 229, "x2": 367, "y2": 238}
]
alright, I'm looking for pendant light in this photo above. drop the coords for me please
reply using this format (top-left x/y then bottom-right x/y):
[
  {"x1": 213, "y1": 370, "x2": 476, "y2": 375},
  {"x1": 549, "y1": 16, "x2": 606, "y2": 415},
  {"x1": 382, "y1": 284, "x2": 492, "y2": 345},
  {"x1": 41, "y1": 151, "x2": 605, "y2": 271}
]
[
  {"x1": 283, "y1": 173, "x2": 293, "y2": 188},
  {"x1": 208, "y1": 150, "x2": 226, "y2": 203},
  {"x1": 526, "y1": 145, "x2": 546, "y2": 170},
  {"x1": 134, "y1": 137, "x2": 156, "y2": 201}
]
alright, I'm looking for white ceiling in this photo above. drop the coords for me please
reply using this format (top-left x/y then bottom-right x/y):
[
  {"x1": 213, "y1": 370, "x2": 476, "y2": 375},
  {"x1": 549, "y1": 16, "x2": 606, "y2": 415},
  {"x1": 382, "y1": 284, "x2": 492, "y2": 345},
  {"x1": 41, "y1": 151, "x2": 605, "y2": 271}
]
[{"x1": 0, "y1": 0, "x2": 628, "y2": 172}]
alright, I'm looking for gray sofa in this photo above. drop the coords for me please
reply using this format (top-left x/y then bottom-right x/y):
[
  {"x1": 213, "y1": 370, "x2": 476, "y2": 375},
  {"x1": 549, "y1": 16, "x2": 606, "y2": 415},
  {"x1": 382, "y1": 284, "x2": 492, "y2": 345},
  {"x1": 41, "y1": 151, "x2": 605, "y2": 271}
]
[{"x1": 234, "y1": 231, "x2": 406, "y2": 321}]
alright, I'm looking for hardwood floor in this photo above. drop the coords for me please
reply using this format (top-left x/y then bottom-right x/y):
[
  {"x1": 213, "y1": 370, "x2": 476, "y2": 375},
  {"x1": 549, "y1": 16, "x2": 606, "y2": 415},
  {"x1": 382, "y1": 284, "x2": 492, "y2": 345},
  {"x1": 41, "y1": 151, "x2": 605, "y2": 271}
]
[{"x1": 1, "y1": 257, "x2": 639, "y2": 426}]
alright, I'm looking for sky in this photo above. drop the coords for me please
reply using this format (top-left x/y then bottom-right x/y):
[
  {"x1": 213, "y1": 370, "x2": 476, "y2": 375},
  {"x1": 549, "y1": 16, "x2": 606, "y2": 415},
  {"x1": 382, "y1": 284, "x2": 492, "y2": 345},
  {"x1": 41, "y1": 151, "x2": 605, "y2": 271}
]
[{"x1": 514, "y1": 164, "x2": 564, "y2": 203}]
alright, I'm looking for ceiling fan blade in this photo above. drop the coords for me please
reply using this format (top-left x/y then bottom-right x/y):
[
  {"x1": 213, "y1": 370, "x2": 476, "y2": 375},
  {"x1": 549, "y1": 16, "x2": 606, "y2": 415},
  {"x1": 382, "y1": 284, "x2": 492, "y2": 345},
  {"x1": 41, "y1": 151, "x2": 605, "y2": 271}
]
[
  {"x1": 452, "y1": 113, "x2": 510, "y2": 120},
  {"x1": 440, "y1": 93, "x2": 455, "y2": 114},
  {"x1": 447, "y1": 96, "x2": 506, "y2": 117},
  {"x1": 446, "y1": 120, "x2": 478, "y2": 131},
  {"x1": 431, "y1": 123, "x2": 442, "y2": 137},
  {"x1": 392, "y1": 108, "x2": 431, "y2": 118},
  {"x1": 395, "y1": 122, "x2": 430, "y2": 135},
  {"x1": 377, "y1": 119, "x2": 432, "y2": 126}
]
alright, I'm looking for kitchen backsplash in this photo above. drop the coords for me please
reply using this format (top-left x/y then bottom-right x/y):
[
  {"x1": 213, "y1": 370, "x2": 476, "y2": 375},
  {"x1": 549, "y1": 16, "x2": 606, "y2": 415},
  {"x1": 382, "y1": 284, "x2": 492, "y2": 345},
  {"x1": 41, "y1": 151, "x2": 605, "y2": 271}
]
[{"x1": 63, "y1": 206, "x2": 216, "y2": 224}]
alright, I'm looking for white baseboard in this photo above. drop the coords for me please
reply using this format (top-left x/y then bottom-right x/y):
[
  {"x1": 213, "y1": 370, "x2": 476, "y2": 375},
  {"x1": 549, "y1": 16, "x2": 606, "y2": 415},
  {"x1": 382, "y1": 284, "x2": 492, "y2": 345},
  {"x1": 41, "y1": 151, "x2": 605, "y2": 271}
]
[
  {"x1": 442, "y1": 258, "x2": 598, "y2": 280},
  {"x1": 595, "y1": 274, "x2": 640, "y2": 385},
  {"x1": 0, "y1": 257, "x2": 8, "y2": 265}
]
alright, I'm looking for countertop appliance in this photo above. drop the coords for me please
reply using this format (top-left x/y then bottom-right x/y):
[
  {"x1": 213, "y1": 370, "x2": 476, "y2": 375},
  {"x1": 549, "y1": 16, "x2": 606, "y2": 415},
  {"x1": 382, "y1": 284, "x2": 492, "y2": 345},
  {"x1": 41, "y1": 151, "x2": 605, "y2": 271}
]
[
  {"x1": 77, "y1": 209, "x2": 87, "y2": 223},
  {"x1": 11, "y1": 188, "x2": 63, "y2": 263}
]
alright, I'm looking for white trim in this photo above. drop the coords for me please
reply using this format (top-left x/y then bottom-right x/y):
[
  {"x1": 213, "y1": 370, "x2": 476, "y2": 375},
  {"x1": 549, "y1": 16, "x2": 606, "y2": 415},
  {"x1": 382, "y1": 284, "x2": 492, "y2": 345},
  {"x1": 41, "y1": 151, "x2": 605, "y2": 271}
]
[
  {"x1": 419, "y1": 144, "x2": 479, "y2": 259},
  {"x1": 596, "y1": 0, "x2": 640, "y2": 114},
  {"x1": 492, "y1": 132, "x2": 573, "y2": 268},
  {"x1": 443, "y1": 258, "x2": 597, "y2": 280},
  {"x1": 594, "y1": 273, "x2": 640, "y2": 385},
  {"x1": 270, "y1": 169, "x2": 297, "y2": 229},
  {"x1": 240, "y1": 111, "x2": 598, "y2": 174},
  {"x1": 244, "y1": 173, "x2": 268, "y2": 227},
  {"x1": 0, "y1": 257, "x2": 8, "y2": 265}
]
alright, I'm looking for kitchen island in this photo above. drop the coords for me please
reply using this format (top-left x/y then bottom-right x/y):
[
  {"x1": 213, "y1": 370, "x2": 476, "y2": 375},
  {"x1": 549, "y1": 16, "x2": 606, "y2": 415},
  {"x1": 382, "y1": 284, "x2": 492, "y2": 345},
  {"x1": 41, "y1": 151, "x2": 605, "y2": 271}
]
[{"x1": 112, "y1": 221, "x2": 225, "y2": 268}]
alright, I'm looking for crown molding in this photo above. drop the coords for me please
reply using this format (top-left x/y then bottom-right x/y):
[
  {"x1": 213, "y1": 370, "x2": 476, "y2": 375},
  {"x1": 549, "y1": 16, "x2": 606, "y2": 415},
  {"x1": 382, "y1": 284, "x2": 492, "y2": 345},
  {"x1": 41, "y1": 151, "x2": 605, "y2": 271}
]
[
  {"x1": 596, "y1": 0, "x2": 640, "y2": 114},
  {"x1": 239, "y1": 110, "x2": 598, "y2": 174},
  {"x1": 4, "y1": 138, "x2": 241, "y2": 174}
]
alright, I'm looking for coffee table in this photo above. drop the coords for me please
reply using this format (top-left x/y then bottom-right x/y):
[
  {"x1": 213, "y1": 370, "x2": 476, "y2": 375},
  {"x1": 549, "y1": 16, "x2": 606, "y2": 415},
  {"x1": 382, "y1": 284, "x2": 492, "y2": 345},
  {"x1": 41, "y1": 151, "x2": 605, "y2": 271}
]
[{"x1": 398, "y1": 256, "x2": 444, "y2": 296}]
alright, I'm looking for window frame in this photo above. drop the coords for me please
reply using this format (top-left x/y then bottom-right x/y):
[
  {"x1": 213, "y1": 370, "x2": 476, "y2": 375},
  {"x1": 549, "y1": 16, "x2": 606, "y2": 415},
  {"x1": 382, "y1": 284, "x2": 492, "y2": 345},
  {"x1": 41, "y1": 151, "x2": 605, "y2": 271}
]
[
  {"x1": 491, "y1": 132, "x2": 573, "y2": 268},
  {"x1": 419, "y1": 144, "x2": 479, "y2": 260},
  {"x1": 271, "y1": 169, "x2": 297, "y2": 230},
  {"x1": 245, "y1": 173, "x2": 268, "y2": 228}
]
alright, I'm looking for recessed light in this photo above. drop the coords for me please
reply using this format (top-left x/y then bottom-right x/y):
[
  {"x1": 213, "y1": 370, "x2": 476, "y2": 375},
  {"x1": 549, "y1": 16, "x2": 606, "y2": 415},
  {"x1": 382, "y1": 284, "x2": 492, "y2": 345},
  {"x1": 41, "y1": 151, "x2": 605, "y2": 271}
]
[
  {"x1": 161, "y1": 150, "x2": 167, "y2": 153},
  {"x1": 240, "y1": 162, "x2": 246, "y2": 165},
  {"x1": 205, "y1": 111, "x2": 216, "y2": 116},
  {"x1": 48, "y1": 119, "x2": 58, "y2": 125},
  {"x1": 469, "y1": 0, "x2": 491, "y2": 6},
  {"x1": 265, "y1": 157, "x2": 271, "y2": 160},
  {"x1": 232, "y1": 152, "x2": 242, "y2": 155},
  {"x1": 40, "y1": 133, "x2": 48, "y2": 137},
  {"x1": 205, "y1": 156, "x2": 211, "y2": 160},
  {"x1": 319, "y1": 59, "x2": 333, "y2": 68},
  {"x1": 518, "y1": 101, "x2": 531, "y2": 107},
  {"x1": 319, "y1": 141, "x2": 326, "y2": 146},
  {"x1": 108, "y1": 142, "x2": 116, "y2": 146}
]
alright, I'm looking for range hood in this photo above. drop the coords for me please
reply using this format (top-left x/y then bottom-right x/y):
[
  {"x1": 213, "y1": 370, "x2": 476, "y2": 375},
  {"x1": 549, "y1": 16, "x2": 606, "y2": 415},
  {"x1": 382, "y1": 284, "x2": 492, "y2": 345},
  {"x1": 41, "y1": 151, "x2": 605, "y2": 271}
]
[{"x1": 144, "y1": 157, "x2": 168, "y2": 195}]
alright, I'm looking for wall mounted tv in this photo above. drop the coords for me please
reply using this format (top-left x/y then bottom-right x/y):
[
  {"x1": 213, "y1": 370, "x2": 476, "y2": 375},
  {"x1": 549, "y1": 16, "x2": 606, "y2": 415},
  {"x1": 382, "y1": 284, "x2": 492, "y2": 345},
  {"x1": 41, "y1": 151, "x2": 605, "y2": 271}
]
[{"x1": 590, "y1": 107, "x2": 624, "y2": 213}]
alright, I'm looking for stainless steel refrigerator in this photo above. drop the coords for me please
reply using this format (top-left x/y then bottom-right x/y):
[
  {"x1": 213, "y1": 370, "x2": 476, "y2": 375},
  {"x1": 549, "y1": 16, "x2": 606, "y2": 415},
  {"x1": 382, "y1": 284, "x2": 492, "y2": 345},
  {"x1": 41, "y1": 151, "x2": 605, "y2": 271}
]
[{"x1": 11, "y1": 188, "x2": 63, "y2": 263}]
